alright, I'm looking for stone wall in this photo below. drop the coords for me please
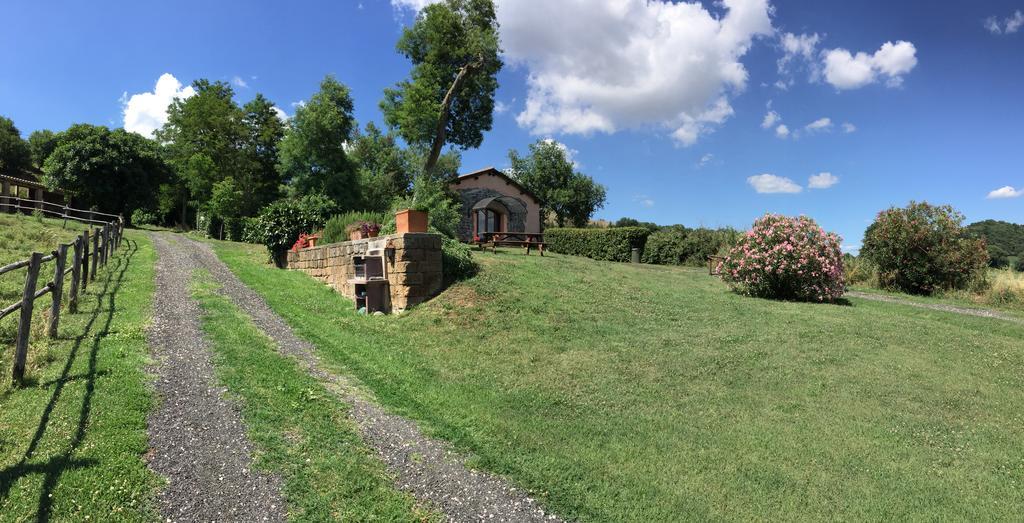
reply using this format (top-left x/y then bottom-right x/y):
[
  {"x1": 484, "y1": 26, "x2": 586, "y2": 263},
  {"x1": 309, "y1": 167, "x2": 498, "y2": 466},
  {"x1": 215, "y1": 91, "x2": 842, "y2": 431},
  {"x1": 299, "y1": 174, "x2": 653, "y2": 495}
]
[{"x1": 285, "y1": 232, "x2": 443, "y2": 312}]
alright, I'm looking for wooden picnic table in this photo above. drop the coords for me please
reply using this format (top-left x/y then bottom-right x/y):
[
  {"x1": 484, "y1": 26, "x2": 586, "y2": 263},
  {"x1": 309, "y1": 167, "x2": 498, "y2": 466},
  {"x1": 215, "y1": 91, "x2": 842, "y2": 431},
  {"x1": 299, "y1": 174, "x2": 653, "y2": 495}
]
[{"x1": 476, "y1": 232, "x2": 546, "y2": 255}]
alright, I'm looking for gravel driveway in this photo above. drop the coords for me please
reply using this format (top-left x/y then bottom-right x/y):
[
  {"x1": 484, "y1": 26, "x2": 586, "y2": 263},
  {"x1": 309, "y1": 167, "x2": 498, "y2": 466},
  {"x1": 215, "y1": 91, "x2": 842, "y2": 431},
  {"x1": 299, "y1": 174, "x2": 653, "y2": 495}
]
[
  {"x1": 149, "y1": 232, "x2": 562, "y2": 523},
  {"x1": 147, "y1": 233, "x2": 286, "y2": 522}
]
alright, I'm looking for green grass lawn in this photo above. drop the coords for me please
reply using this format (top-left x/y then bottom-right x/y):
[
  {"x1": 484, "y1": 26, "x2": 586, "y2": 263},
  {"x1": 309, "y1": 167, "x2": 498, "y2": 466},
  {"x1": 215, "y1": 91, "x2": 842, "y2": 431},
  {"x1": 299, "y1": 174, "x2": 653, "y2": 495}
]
[
  {"x1": 191, "y1": 270, "x2": 437, "y2": 521},
  {"x1": 209, "y1": 240, "x2": 1024, "y2": 521},
  {"x1": 0, "y1": 220, "x2": 159, "y2": 521}
]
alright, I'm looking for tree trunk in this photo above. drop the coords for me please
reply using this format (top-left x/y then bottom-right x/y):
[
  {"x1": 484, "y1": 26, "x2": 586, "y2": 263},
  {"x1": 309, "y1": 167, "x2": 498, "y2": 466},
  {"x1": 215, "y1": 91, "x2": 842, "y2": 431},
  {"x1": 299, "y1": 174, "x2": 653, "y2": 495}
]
[
  {"x1": 180, "y1": 194, "x2": 187, "y2": 230},
  {"x1": 424, "y1": 60, "x2": 480, "y2": 175}
]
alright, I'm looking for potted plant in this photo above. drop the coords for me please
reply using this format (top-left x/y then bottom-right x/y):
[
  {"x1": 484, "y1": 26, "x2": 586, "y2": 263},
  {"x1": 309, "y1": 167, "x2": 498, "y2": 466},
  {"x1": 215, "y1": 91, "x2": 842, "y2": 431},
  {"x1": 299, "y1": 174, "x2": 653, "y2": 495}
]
[
  {"x1": 346, "y1": 222, "x2": 363, "y2": 241},
  {"x1": 396, "y1": 209, "x2": 428, "y2": 234},
  {"x1": 362, "y1": 221, "x2": 381, "y2": 238},
  {"x1": 307, "y1": 233, "x2": 321, "y2": 248}
]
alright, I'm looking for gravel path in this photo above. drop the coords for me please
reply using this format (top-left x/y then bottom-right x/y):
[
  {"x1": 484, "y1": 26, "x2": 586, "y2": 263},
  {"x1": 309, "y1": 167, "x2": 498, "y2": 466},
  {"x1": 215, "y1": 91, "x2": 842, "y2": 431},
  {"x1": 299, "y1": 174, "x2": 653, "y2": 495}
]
[
  {"x1": 160, "y1": 233, "x2": 562, "y2": 523},
  {"x1": 146, "y1": 233, "x2": 286, "y2": 522},
  {"x1": 846, "y1": 290, "x2": 1024, "y2": 324}
]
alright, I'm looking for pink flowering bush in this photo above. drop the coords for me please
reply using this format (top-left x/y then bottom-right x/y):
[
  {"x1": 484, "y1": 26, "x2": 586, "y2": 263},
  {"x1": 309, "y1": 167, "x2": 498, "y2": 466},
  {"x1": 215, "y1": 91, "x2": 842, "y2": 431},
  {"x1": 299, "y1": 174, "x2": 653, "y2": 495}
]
[{"x1": 718, "y1": 214, "x2": 845, "y2": 302}]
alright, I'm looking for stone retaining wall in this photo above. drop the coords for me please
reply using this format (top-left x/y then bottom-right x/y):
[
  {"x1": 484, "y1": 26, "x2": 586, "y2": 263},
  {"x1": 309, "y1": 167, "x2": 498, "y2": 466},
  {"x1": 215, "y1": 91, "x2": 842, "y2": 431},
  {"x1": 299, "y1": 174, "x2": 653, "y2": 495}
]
[{"x1": 286, "y1": 232, "x2": 443, "y2": 312}]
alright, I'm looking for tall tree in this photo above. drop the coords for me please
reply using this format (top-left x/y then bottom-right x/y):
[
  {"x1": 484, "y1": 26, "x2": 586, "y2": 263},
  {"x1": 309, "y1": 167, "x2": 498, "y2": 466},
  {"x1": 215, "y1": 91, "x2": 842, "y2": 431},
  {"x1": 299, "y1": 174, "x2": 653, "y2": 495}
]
[
  {"x1": 241, "y1": 93, "x2": 286, "y2": 214},
  {"x1": 155, "y1": 79, "x2": 246, "y2": 224},
  {"x1": 381, "y1": 0, "x2": 502, "y2": 175},
  {"x1": 42, "y1": 124, "x2": 170, "y2": 219},
  {"x1": 508, "y1": 140, "x2": 607, "y2": 227},
  {"x1": 348, "y1": 122, "x2": 413, "y2": 213},
  {"x1": 27, "y1": 129, "x2": 58, "y2": 168},
  {"x1": 0, "y1": 115, "x2": 32, "y2": 174},
  {"x1": 277, "y1": 75, "x2": 360, "y2": 209}
]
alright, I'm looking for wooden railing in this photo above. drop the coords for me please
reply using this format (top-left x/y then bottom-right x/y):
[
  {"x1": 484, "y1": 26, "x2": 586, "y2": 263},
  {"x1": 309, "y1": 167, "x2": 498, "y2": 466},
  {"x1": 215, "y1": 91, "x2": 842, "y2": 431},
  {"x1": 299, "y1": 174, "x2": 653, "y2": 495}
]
[
  {"x1": 0, "y1": 195, "x2": 120, "y2": 227},
  {"x1": 1, "y1": 201, "x2": 124, "y2": 384}
]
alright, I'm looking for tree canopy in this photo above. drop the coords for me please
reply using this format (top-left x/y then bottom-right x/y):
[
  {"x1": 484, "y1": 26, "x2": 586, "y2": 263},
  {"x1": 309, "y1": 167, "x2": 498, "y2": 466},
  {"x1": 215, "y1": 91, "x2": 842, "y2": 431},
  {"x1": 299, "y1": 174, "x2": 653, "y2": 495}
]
[
  {"x1": 966, "y1": 219, "x2": 1024, "y2": 264},
  {"x1": 381, "y1": 0, "x2": 502, "y2": 175},
  {"x1": 347, "y1": 122, "x2": 413, "y2": 213},
  {"x1": 278, "y1": 75, "x2": 360, "y2": 210},
  {"x1": 0, "y1": 115, "x2": 32, "y2": 174},
  {"x1": 27, "y1": 129, "x2": 58, "y2": 168},
  {"x1": 509, "y1": 140, "x2": 607, "y2": 227},
  {"x1": 42, "y1": 124, "x2": 170, "y2": 220}
]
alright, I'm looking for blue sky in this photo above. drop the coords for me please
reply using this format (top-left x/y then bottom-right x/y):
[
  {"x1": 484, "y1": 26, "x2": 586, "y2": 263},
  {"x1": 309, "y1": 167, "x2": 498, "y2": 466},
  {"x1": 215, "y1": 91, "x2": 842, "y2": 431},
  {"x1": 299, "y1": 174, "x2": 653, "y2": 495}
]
[{"x1": 2, "y1": 0, "x2": 1022, "y2": 250}]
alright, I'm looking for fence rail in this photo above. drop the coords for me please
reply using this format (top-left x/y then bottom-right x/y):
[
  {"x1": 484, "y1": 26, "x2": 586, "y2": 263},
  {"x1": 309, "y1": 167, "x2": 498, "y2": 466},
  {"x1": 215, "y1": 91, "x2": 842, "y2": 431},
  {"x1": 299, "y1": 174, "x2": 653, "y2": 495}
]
[
  {"x1": 0, "y1": 196, "x2": 120, "y2": 226},
  {"x1": 2, "y1": 202, "x2": 124, "y2": 384}
]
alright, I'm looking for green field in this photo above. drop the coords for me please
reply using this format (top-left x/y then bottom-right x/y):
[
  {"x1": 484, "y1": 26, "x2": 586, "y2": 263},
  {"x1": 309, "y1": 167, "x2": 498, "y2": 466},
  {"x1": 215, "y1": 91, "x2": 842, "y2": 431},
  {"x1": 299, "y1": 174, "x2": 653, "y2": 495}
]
[
  {"x1": 210, "y1": 239, "x2": 1024, "y2": 521},
  {"x1": 0, "y1": 217, "x2": 158, "y2": 520}
]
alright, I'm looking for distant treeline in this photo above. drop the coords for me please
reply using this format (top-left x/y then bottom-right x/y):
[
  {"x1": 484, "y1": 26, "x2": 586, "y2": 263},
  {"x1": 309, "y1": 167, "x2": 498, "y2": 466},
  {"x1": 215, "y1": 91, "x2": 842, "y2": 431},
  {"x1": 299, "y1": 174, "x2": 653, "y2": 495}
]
[{"x1": 966, "y1": 219, "x2": 1024, "y2": 268}]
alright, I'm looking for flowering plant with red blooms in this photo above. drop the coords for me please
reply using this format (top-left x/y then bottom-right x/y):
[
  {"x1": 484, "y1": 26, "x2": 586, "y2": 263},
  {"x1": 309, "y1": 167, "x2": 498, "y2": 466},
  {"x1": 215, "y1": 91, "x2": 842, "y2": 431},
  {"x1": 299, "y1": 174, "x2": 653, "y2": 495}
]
[
  {"x1": 291, "y1": 232, "x2": 313, "y2": 252},
  {"x1": 718, "y1": 213, "x2": 845, "y2": 302},
  {"x1": 360, "y1": 221, "x2": 381, "y2": 236}
]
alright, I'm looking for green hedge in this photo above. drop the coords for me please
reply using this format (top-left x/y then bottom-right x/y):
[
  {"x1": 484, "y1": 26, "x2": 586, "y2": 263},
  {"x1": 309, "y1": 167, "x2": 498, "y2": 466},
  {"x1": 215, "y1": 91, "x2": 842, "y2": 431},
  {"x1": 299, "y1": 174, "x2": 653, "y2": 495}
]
[{"x1": 545, "y1": 227, "x2": 649, "y2": 262}]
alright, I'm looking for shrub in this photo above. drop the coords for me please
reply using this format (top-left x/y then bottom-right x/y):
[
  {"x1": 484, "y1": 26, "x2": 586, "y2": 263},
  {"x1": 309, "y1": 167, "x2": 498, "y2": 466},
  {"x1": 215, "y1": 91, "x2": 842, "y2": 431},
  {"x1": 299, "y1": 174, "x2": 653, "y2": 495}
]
[
  {"x1": 680, "y1": 227, "x2": 740, "y2": 266},
  {"x1": 1016, "y1": 258, "x2": 1024, "y2": 272},
  {"x1": 130, "y1": 208, "x2": 158, "y2": 226},
  {"x1": 642, "y1": 227, "x2": 689, "y2": 265},
  {"x1": 545, "y1": 227, "x2": 649, "y2": 262},
  {"x1": 861, "y1": 201, "x2": 989, "y2": 295},
  {"x1": 441, "y1": 237, "x2": 477, "y2": 284},
  {"x1": 719, "y1": 214, "x2": 845, "y2": 302},
  {"x1": 842, "y1": 254, "x2": 877, "y2": 286},
  {"x1": 384, "y1": 175, "x2": 462, "y2": 239},
  {"x1": 240, "y1": 216, "x2": 261, "y2": 244},
  {"x1": 321, "y1": 211, "x2": 387, "y2": 244},
  {"x1": 248, "y1": 194, "x2": 338, "y2": 265}
]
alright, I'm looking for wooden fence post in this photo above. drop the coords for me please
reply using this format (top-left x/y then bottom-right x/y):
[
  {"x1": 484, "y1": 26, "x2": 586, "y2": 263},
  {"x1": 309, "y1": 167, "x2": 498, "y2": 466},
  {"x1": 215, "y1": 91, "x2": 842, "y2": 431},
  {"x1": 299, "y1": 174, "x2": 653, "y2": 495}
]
[
  {"x1": 13, "y1": 252, "x2": 42, "y2": 383},
  {"x1": 48, "y1": 244, "x2": 67, "y2": 338},
  {"x1": 82, "y1": 229, "x2": 90, "y2": 289},
  {"x1": 91, "y1": 230, "x2": 98, "y2": 281},
  {"x1": 69, "y1": 236, "x2": 82, "y2": 313}
]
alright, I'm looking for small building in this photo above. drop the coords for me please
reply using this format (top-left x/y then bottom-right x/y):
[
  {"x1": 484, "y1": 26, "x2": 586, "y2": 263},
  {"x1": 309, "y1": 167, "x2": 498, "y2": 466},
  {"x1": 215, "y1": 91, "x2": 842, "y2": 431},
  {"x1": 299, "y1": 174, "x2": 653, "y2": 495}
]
[
  {"x1": 0, "y1": 167, "x2": 65, "y2": 213},
  {"x1": 449, "y1": 167, "x2": 542, "y2": 243}
]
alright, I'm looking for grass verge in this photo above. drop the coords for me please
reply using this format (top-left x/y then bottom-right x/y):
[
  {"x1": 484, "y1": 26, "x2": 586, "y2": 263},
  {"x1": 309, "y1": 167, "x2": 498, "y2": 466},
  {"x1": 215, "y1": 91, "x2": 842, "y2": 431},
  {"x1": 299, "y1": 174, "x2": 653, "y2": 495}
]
[
  {"x1": 190, "y1": 269, "x2": 436, "y2": 522},
  {"x1": 211, "y1": 239, "x2": 1024, "y2": 521},
  {"x1": 0, "y1": 230, "x2": 159, "y2": 521}
]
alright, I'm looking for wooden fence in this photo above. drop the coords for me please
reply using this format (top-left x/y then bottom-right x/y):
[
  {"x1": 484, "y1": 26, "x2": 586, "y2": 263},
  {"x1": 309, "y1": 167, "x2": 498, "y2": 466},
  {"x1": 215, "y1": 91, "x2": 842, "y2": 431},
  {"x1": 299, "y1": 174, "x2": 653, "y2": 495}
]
[{"x1": 1, "y1": 197, "x2": 124, "y2": 384}]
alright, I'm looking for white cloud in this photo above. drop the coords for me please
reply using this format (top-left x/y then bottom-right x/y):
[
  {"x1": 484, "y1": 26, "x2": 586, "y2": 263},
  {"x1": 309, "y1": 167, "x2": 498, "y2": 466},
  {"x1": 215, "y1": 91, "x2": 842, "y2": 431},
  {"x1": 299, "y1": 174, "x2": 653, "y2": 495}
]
[
  {"x1": 987, "y1": 186, "x2": 1023, "y2": 199},
  {"x1": 542, "y1": 138, "x2": 580, "y2": 168},
  {"x1": 391, "y1": 0, "x2": 436, "y2": 11},
  {"x1": 697, "y1": 153, "x2": 714, "y2": 168},
  {"x1": 823, "y1": 40, "x2": 917, "y2": 90},
  {"x1": 841, "y1": 122, "x2": 856, "y2": 133},
  {"x1": 804, "y1": 117, "x2": 832, "y2": 133},
  {"x1": 231, "y1": 75, "x2": 248, "y2": 88},
  {"x1": 808, "y1": 172, "x2": 839, "y2": 189},
  {"x1": 761, "y1": 110, "x2": 780, "y2": 129},
  {"x1": 501, "y1": 0, "x2": 773, "y2": 146},
  {"x1": 272, "y1": 106, "x2": 289, "y2": 121},
  {"x1": 985, "y1": 10, "x2": 1024, "y2": 34},
  {"x1": 633, "y1": 195, "x2": 656, "y2": 208},
  {"x1": 494, "y1": 100, "x2": 509, "y2": 114},
  {"x1": 122, "y1": 73, "x2": 195, "y2": 138},
  {"x1": 775, "y1": 124, "x2": 790, "y2": 138},
  {"x1": 777, "y1": 32, "x2": 821, "y2": 82},
  {"x1": 748, "y1": 173, "x2": 802, "y2": 193}
]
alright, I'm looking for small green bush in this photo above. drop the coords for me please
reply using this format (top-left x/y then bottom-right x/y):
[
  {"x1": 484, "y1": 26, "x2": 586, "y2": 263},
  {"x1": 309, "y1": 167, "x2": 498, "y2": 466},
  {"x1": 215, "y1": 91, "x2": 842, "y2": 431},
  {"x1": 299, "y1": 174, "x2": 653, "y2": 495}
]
[
  {"x1": 130, "y1": 208, "x2": 158, "y2": 226},
  {"x1": 240, "y1": 217, "x2": 261, "y2": 244},
  {"x1": 321, "y1": 211, "x2": 387, "y2": 244},
  {"x1": 545, "y1": 227, "x2": 649, "y2": 262},
  {"x1": 1016, "y1": 258, "x2": 1024, "y2": 272},
  {"x1": 248, "y1": 195, "x2": 338, "y2": 265},
  {"x1": 642, "y1": 227, "x2": 688, "y2": 265},
  {"x1": 843, "y1": 254, "x2": 877, "y2": 286},
  {"x1": 862, "y1": 201, "x2": 989, "y2": 295},
  {"x1": 441, "y1": 237, "x2": 477, "y2": 284}
]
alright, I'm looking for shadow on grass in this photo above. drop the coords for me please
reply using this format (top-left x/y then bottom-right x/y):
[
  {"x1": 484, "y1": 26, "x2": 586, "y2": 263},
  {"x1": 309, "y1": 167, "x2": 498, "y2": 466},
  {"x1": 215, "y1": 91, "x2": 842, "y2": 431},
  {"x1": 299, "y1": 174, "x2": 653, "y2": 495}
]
[{"x1": 0, "y1": 238, "x2": 138, "y2": 522}]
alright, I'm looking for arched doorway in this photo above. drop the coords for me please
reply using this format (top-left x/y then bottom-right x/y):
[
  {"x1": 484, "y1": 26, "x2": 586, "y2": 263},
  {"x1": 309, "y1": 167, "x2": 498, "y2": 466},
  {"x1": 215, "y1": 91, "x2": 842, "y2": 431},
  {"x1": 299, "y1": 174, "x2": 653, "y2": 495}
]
[{"x1": 471, "y1": 197, "x2": 510, "y2": 239}]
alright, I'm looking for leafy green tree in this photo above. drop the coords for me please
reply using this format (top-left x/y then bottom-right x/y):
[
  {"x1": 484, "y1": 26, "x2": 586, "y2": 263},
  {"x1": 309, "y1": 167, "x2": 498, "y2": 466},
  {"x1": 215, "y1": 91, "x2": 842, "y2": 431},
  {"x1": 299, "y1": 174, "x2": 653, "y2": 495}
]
[
  {"x1": 156, "y1": 79, "x2": 247, "y2": 224},
  {"x1": 0, "y1": 115, "x2": 32, "y2": 174},
  {"x1": 381, "y1": 0, "x2": 502, "y2": 175},
  {"x1": 42, "y1": 124, "x2": 170, "y2": 220},
  {"x1": 348, "y1": 122, "x2": 412, "y2": 213},
  {"x1": 207, "y1": 177, "x2": 245, "y2": 239},
  {"x1": 508, "y1": 139, "x2": 607, "y2": 227},
  {"x1": 240, "y1": 93, "x2": 286, "y2": 214},
  {"x1": 278, "y1": 76, "x2": 360, "y2": 209},
  {"x1": 27, "y1": 129, "x2": 58, "y2": 168},
  {"x1": 965, "y1": 219, "x2": 1024, "y2": 259}
]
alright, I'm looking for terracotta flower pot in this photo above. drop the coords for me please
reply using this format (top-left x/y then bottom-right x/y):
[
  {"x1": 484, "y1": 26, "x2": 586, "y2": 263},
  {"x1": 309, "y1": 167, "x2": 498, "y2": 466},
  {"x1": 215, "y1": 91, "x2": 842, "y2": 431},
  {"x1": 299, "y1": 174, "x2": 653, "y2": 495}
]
[
  {"x1": 348, "y1": 230, "x2": 362, "y2": 241},
  {"x1": 396, "y1": 209, "x2": 428, "y2": 234}
]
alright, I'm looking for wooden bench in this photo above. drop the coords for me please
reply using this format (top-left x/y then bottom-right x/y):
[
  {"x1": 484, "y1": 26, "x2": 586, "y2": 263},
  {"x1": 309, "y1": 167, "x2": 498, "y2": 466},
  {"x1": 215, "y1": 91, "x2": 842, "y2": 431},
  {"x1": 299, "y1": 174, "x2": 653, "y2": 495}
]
[{"x1": 476, "y1": 233, "x2": 546, "y2": 256}]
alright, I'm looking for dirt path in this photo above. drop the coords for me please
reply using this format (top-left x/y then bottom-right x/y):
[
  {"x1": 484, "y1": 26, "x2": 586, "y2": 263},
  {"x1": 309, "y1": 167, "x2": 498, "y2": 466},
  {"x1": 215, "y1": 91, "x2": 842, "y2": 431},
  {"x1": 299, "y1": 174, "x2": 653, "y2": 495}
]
[
  {"x1": 147, "y1": 234, "x2": 286, "y2": 522},
  {"x1": 845, "y1": 290, "x2": 1024, "y2": 324},
  {"x1": 154, "y1": 232, "x2": 561, "y2": 523}
]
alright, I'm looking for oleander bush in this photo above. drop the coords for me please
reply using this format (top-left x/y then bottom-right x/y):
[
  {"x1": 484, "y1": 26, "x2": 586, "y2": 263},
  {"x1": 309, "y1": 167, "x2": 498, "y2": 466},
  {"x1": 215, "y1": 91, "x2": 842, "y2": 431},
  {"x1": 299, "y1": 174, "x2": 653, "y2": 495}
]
[
  {"x1": 718, "y1": 214, "x2": 845, "y2": 302},
  {"x1": 247, "y1": 194, "x2": 338, "y2": 266},
  {"x1": 861, "y1": 201, "x2": 988, "y2": 295},
  {"x1": 545, "y1": 227, "x2": 649, "y2": 262}
]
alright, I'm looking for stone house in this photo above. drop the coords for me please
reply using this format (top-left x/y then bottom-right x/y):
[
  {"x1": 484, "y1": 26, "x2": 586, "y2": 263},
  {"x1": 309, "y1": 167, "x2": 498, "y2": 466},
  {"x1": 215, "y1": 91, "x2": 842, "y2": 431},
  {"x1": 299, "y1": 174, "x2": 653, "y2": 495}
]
[{"x1": 449, "y1": 167, "x2": 542, "y2": 242}]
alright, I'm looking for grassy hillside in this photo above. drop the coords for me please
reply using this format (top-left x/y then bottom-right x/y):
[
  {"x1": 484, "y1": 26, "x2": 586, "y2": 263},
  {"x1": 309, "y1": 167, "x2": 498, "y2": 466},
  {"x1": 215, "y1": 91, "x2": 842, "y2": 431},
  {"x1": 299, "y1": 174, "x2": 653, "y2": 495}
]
[
  {"x1": 1, "y1": 215, "x2": 159, "y2": 520},
  {"x1": 212, "y1": 239, "x2": 1024, "y2": 521}
]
